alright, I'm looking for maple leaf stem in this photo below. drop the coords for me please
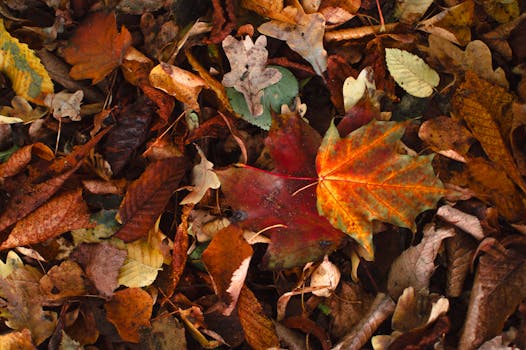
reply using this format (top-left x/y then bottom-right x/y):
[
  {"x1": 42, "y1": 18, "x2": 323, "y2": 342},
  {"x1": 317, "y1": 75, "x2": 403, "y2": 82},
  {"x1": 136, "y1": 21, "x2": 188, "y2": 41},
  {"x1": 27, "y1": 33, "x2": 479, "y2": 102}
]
[
  {"x1": 235, "y1": 164, "x2": 317, "y2": 181},
  {"x1": 291, "y1": 181, "x2": 319, "y2": 197},
  {"x1": 375, "y1": 0, "x2": 385, "y2": 29}
]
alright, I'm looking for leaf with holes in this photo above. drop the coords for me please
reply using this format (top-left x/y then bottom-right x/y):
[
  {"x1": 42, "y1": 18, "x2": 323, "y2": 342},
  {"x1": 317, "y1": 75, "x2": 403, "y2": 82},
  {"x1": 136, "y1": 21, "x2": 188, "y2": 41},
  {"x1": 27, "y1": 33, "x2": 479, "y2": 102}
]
[{"x1": 316, "y1": 120, "x2": 444, "y2": 260}]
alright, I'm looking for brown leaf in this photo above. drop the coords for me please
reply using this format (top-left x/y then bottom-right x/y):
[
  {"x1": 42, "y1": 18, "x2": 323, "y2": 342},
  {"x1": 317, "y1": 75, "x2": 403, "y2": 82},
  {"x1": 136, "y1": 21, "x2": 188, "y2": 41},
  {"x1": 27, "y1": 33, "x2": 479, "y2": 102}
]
[
  {"x1": 0, "y1": 329, "x2": 36, "y2": 350},
  {"x1": 237, "y1": 285, "x2": 279, "y2": 350},
  {"x1": 387, "y1": 225, "x2": 455, "y2": 299},
  {"x1": 0, "y1": 142, "x2": 53, "y2": 179},
  {"x1": 332, "y1": 293, "x2": 396, "y2": 350},
  {"x1": 201, "y1": 225, "x2": 253, "y2": 316},
  {"x1": 0, "y1": 189, "x2": 94, "y2": 250},
  {"x1": 0, "y1": 128, "x2": 108, "y2": 232},
  {"x1": 39, "y1": 260, "x2": 87, "y2": 302},
  {"x1": 71, "y1": 242, "x2": 127, "y2": 298},
  {"x1": 165, "y1": 204, "x2": 192, "y2": 298},
  {"x1": 63, "y1": 11, "x2": 132, "y2": 84},
  {"x1": 205, "y1": 0, "x2": 236, "y2": 44},
  {"x1": 0, "y1": 267, "x2": 57, "y2": 345},
  {"x1": 149, "y1": 63, "x2": 207, "y2": 112},
  {"x1": 282, "y1": 316, "x2": 331, "y2": 350},
  {"x1": 115, "y1": 157, "x2": 186, "y2": 242},
  {"x1": 459, "y1": 238, "x2": 526, "y2": 349},
  {"x1": 445, "y1": 231, "x2": 477, "y2": 297},
  {"x1": 452, "y1": 71, "x2": 525, "y2": 193},
  {"x1": 105, "y1": 288, "x2": 153, "y2": 343}
]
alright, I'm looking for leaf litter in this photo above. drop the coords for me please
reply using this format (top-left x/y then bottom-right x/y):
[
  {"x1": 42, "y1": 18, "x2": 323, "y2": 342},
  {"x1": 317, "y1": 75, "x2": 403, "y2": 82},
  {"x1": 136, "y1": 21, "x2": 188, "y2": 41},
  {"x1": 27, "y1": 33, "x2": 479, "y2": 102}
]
[{"x1": 0, "y1": 1, "x2": 525, "y2": 349}]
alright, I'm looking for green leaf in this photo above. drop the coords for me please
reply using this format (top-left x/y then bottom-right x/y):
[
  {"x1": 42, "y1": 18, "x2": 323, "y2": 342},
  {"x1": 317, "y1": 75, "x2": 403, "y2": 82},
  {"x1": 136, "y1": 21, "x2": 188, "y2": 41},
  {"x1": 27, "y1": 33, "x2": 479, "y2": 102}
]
[{"x1": 227, "y1": 66, "x2": 298, "y2": 130}]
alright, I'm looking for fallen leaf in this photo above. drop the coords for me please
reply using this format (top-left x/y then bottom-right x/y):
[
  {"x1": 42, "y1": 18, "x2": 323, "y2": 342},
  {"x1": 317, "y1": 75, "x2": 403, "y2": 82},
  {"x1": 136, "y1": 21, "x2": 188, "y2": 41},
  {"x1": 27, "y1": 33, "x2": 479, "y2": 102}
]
[
  {"x1": 417, "y1": 1, "x2": 474, "y2": 46},
  {"x1": 0, "y1": 19, "x2": 54, "y2": 104},
  {"x1": 258, "y1": 6, "x2": 327, "y2": 76},
  {"x1": 387, "y1": 224, "x2": 455, "y2": 299},
  {"x1": 149, "y1": 62, "x2": 207, "y2": 112},
  {"x1": 115, "y1": 157, "x2": 186, "y2": 242},
  {"x1": 478, "y1": 0, "x2": 519, "y2": 24},
  {"x1": 0, "y1": 329, "x2": 36, "y2": 350},
  {"x1": 310, "y1": 255, "x2": 341, "y2": 297},
  {"x1": 385, "y1": 48, "x2": 439, "y2": 98},
  {"x1": 180, "y1": 145, "x2": 221, "y2": 205},
  {"x1": 452, "y1": 71, "x2": 526, "y2": 193},
  {"x1": 43, "y1": 90, "x2": 84, "y2": 121},
  {"x1": 445, "y1": 231, "x2": 477, "y2": 297},
  {"x1": 105, "y1": 288, "x2": 153, "y2": 343},
  {"x1": 394, "y1": 0, "x2": 433, "y2": 24},
  {"x1": 343, "y1": 66, "x2": 376, "y2": 112},
  {"x1": 0, "y1": 189, "x2": 94, "y2": 250},
  {"x1": 206, "y1": 0, "x2": 237, "y2": 44},
  {"x1": 201, "y1": 225, "x2": 253, "y2": 316},
  {"x1": 0, "y1": 96, "x2": 48, "y2": 123},
  {"x1": 237, "y1": 285, "x2": 280, "y2": 350},
  {"x1": 459, "y1": 238, "x2": 526, "y2": 349},
  {"x1": 0, "y1": 266, "x2": 57, "y2": 345},
  {"x1": 437, "y1": 205, "x2": 484, "y2": 240},
  {"x1": 222, "y1": 35, "x2": 281, "y2": 116},
  {"x1": 316, "y1": 121, "x2": 444, "y2": 259},
  {"x1": 63, "y1": 11, "x2": 132, "y2": 84},
  {"x1": 0, "y1": 251, "x2": 23, "y2": 278},
  {"x1": 426, "y1": 35, "x2": 508, "y2": 88},
  {"x1": 71, "y1": 242, "x2": 127, "y2": 298},
  {"x1": 139, "y1": 315, "x2": 187, "y2": 349},
  {"x1": 39, "y1": 260, "x2": 87, "y2": 302},
  {"x1": 0, "y1": 142, "x2": 53, "y2": 179}
]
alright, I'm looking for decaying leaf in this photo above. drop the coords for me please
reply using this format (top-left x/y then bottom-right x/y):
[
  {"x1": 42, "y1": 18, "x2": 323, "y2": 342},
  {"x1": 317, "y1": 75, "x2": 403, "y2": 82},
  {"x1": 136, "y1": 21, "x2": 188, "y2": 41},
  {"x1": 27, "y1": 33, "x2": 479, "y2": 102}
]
[
  {"x1": 0, "y1": 19, "x2": 54, "y2": 104},
  {"x1": 43, "y1": 90, "x2": 84, "y2": 121},
  {"x1": 258, "y1": 6, "x2": 327, "y2": 76},
  {"x1": 394, "y1": 0, "x2": 433, "y2": 24},
  {"x1": 387, "y1": 224, "x2": 455, "y2": 299},
  {"x1": 39, "y1": 260, "x2": 87, "y2": 302},
  {"x1": 310, "y1": 255, "x2": 341, "y2": 297},
  {"x1": 63, "y1": 11, "x2": 132, "y2": 84},
  {"x1": 445, "y1": 231, "x2": 478, "y2": 297},
  {"x1": 180, "y1": 145, "x2": 221, "y2": 205},
  {"x1": 149, "y1": 63, "x2": 207, "y2": 112},
  {"x1": 385, "y1": 48, "x2": 439, "y2": 98},
  {"x1": 0, "y1": 329, "x2": 35, "y2": 350},
  {"x1": 222, "y1": 35, "x2": 281, "y2": 116},
  {"x1": 201, "y1": 225, "x2": 253, "y2": 316},
  {"x1": 316, "y1": 121, "x2": 444, "y2": 260},
  {"x1": 105, "y1": 288, "x2": 153, "y2": 343}
]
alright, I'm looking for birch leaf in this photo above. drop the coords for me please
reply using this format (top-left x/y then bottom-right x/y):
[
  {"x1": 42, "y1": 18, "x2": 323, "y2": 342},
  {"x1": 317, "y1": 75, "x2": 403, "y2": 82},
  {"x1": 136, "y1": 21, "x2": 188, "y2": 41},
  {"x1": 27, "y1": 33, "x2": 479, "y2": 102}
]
[{"x1": 385, "y1": 48, "x2": 439, "y2": 98}]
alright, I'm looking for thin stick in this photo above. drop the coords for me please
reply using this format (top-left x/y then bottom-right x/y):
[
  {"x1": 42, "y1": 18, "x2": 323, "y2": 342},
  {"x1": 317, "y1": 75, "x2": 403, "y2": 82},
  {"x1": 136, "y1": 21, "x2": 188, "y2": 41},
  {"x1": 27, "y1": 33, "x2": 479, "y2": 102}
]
[{"x1": 324, "y1": 22, "x2": 398, "y2": 42}]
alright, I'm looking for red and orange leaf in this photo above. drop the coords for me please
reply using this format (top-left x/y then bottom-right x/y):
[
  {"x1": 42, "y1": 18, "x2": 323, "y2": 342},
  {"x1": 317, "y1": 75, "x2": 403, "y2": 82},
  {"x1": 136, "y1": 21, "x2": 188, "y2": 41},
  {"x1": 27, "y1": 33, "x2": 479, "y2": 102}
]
[
  {"x1": 115, "y1": 157, "x2": 186, "y2": 242},
  {"x1": 0, "y1": 189, "x2": 94, "y2": 250},
  {"x1": 63, "y1": 11, "x2": 132, "y2": 84},
  {"x1": 316, "y1": 120, "x2": 444, "y2": 260}
]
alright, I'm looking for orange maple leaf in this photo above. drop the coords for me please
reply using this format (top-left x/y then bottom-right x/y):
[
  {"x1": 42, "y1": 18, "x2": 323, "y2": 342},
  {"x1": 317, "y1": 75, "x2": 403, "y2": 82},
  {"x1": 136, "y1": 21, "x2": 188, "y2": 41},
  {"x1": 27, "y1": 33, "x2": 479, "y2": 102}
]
[
  {"x1": 63, "y1": 11, "x2": 132, "y2": 84},
  {"x1": 316, "y1": 120, "x2": 444, "y2": 260}
]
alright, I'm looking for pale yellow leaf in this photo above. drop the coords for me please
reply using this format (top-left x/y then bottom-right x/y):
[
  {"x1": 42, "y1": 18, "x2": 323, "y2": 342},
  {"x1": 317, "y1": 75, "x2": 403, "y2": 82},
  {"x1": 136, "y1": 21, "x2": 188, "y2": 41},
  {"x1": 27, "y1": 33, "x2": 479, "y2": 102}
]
[
  {"x1": 385, "y1": 48, "x2": 439, "y2": 98},
  {"x1": 180, "y1": 145, "x2": 221, "y2": 205},
  {"x1": 0, "y1": 251, "x2": 23, "y2": 278}
]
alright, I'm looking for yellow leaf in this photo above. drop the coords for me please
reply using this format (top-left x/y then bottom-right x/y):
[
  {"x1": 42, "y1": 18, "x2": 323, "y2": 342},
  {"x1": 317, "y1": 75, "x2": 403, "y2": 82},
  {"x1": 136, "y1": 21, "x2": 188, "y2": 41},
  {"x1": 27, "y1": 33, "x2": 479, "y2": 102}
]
[
  {"x1": 385, "y1": 48, "x2": 439, "y2": 98},
  {"x1": 0, "y1": 19, "x2": 53, "y2": 104},
  {"x1": 0, "y1": 251, "x2": 23, "y2": 278}
]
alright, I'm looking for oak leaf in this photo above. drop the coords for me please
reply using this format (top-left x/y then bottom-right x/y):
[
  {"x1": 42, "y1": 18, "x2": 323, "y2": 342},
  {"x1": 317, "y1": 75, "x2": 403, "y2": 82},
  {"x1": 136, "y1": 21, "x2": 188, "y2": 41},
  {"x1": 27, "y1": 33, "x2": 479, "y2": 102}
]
[
  {"x1": 258, "y1": 6, "x2": 327, "y2": 76},
  {"x1": 316, "y1": 121, "x2": 444, "y2": 260},
  {"x1": 63, "y1": 11, "x2": 132, "y2": 84},
  {"x1": 222, "y1": 35, "x2": 281, "y2": 116}
]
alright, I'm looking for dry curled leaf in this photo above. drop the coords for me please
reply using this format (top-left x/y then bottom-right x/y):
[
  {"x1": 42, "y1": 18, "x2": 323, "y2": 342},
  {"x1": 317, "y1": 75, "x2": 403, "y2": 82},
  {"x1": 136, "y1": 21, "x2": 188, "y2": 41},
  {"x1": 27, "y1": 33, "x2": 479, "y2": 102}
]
[{"x1": 180, "y1": 145, "x2": 221, "y2": 205}]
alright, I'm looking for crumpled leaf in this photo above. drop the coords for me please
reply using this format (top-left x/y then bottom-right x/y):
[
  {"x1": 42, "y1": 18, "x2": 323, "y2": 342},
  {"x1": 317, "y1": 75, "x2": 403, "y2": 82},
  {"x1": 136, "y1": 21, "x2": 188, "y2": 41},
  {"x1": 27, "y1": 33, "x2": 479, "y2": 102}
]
[
  {"x1": 385, "y1": 48, "x2": 439, "y2": 98},
  {"x1": 180, "y1": 145, "x2": 221, "y2": 205},
  {"x1": 316, "y1": 121, "x2": 444, "y2": 260},
  {"x1": 310, "y1": 255, "x2": 341, "y2": 297},
  {"x1": 139, "y1": 315, "x2": 187, "y2": 349},
  {"x1": 387, "y1": 225, "x2": 455, "y2": 299},
  {"x1": 426, "y1": 35, "x2": 508, "y2": 88},
  {"x1": 149, "y1": 63, "x2": 207, "y2": 112},
  {"x1": 459, "y1": 238, "x2": 526, "y2": 349},
  {"x1": 0, "y1": 189, "x2": 94, "y2": 250},
  {"x1": 258, "y1": 6, "x2": 327, "y2": 76},
  {"x1": 63, "y1": 11, "x2": 132, "y2": 84},
  {"x1": 478, "y1": 0, "x2": 519, "y2": 24},
  {"x1": 43, "y1": 90, "x2": 84, "y2": 121},
  {"x1": 0, "y1": 19, "x2": 53, "y2": 104},
  {"x1": 201, "y1": 225, "x2": 253, "y2": 316},
  {"x1": 417, "y1": 1, "x2": 474, "y2": 46},
  {"x1": 105, "y1": 288, "x2": 153, "y2": 343},
  {"x1": 222, "y1": 35, "x2": 281, "y2": 116}
]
